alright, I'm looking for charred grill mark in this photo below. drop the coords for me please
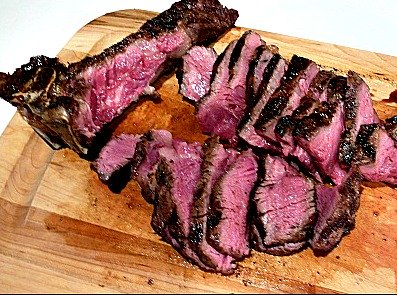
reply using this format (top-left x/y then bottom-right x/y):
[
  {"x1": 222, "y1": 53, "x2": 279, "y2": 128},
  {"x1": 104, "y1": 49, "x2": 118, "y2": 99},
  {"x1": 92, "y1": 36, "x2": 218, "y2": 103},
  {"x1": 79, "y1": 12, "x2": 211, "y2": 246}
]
[
  {"x1": 237, "y1": 53, "x2": 281, "y2": 133},
  {"x1": 254, "y1": 55, "x2": 313, "y2": 130},
  {"x1": 354, "y1": 123, "x2": 379, "y2": 164},
  {"x1": 293, "y1": 101, "x2": 338, "y2": 140},
  {"x1": 228, "y1": 30, "x2": 250, "y2": 81},
  {"x1": 245, "y1": 45, "x2": 267, "y2": 105}
]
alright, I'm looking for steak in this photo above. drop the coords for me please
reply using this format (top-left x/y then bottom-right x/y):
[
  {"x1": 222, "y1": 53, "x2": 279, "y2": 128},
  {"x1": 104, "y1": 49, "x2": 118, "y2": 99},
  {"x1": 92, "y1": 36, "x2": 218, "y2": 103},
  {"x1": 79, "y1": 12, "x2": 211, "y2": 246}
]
[
  {"x1": 189, "y1": 136, "x2": 238, "y2": 274},
  {"x1": 150, "y1": 140, "x2": 212, "y2": 270},
  {"x1": 293, "y1": 76, "x2": 348, "y2": 185},
  {"x1": 355, "y1": 123, "x2": 397, "y2": 185},
  {"x1": 254, "y1": 55, "x2": 319, "y2": 153},
  {"x1": 238, "y1": 50, "x2": 288, "y2": 149},
  {"x1": 338, "y1": 71, "x2": 380, "y2": 168},
  {"x1": 91, "y1": 133, "x2": 143, "y2": 193},
  {"x1": 250, "y1": 155, "x2": 316, "y2": 255},
  {"x1": 134, "y1": 129, "x2": 174, "y2": 203},
  {"x1": 207, "y1": 149, "x2": 258, "y2": 259},
  {"x1": 196, "y1": 30, "x2": 264, "y2": 144},
  {"x1": 311, "y1": 169, "x2": 363, "y2": 253},
  {"x1": 178, "y1": 46, "x2": 218, "y2": 103},
  {"x1": 0, "y1": 0, "x2": 238, "y2": 155}
]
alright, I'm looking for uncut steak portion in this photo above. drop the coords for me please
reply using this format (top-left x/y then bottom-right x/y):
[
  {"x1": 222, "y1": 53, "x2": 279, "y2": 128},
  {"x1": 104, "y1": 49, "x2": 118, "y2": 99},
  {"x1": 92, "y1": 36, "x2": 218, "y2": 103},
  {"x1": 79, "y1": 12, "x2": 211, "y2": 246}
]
[
  {"x1": 91, "y1": 133, "x2": 144, "y2": 193},
  {"x1": 189, "y1": 136, "x2": 238, "y2": 274},
  {"x1": 250, "y1": 155, "x2": 316, "y2": 255},
  {"x1": 150, "y1": 140, "x2": 213, "y2": 271},
  {"x1": 0, "y1": 0, "x2": 238, "y2": 155},
  {"x1": 355, "y1": 123, "x2": 397, "y2": 186},
  {"x1": 196, "y1": 30, "x2": 264, "y2": 144},
  {"x1": 178, "y1": 46, "x2": 218, "y2": 103},
  {"x1": 207, "y1": 149, "x2": 258, "y2": 259},
  {"x1": 311, "y1": 169, "x2": 363, "y2": 253}
]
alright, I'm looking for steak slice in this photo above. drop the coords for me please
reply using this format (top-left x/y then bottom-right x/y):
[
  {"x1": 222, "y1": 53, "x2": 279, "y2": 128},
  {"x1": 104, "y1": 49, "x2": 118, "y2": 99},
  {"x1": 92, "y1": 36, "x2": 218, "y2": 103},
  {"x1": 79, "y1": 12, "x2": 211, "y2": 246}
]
[
  {"x1": 178, "y1": 46, "x2": 218, "y2": 104},
  {"x1": 189, "y1": 137, "x2": 238, "y2": 274},
  {"x1": 91, "y1": 133, "x2": 143, "y2": 193},
  {"x1": 196, "y1": 30, "x2": 264, "y2": 144},
  {"x1": 150, "y1": 140, "x2": 212, "y2": 270},
  {"x1": 276, "y1": 70, "x2": 336, "y2": 181},
  {"x1": 254, "y1": 55, "x2": 319, "y2": 152},
  {"x1": 238, "y1": 51, "x2": 288, "y2": 149},
  {"x1": 245, "y1": 44, "x2": 279, "y2": 107},
  {"x1": 250, "y1": 155, "x2": 316, "y2": 255},
  {"x1": 207, "y1": 149, "x2": 258, "y2": 259},
  {"x1": 134, "y1": 129, "x2": 173, "y2": 203},
  {"x1": 355, "y1": 123, "x2": 397, "y2": 185},
  {"x1": 0, "y1": 0, "x2": 238, "y2": 155},
  {"x1": 338, "y1": 71, "x2": 380, "y2": 168},
  {"x1": 293, "y1": 76, "x2": 348, "y2": 185},
  {"x1": 311, "y1": 169, "x2": 363, "y2": 253}
]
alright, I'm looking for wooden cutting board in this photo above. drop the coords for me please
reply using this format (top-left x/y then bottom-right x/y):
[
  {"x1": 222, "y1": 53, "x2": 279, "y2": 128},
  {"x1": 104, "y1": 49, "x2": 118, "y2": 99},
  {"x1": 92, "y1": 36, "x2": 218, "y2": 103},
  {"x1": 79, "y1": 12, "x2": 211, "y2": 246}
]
[{"x1": 1, "y1": 9, "x2": 397, "y2": 294}]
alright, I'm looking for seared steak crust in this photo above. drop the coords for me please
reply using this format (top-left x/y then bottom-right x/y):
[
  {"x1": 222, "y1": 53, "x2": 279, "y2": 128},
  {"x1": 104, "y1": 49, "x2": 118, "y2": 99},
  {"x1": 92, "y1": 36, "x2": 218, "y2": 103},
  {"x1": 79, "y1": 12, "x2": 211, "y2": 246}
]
[
  {"x1": 338, "y1": 71, "x2": 380, "y2": 167},
  {"x1": 311, "y1": 169, "x2": 363, "y2": 253},
  {"x1": 385, "y1": 115, "x2": 397, "y2": 142}
]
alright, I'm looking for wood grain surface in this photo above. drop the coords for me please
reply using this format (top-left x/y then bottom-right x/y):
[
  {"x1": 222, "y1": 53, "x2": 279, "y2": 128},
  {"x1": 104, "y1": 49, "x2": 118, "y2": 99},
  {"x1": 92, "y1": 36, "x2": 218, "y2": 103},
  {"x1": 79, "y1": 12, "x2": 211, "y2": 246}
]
[{"x1": 1, "y1": 9, "x2": 397, "y2": 294}]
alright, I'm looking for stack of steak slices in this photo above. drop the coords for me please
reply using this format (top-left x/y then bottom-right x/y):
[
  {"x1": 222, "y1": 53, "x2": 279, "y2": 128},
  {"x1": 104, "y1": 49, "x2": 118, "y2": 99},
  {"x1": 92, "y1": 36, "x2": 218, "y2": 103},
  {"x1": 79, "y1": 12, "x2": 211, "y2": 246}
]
[
  {"x1": 178, "y1": 30, "x2": 397, "y2": 255},
  {"x1": 93, "y1": 132, "x2": 259, "y2": 274}
]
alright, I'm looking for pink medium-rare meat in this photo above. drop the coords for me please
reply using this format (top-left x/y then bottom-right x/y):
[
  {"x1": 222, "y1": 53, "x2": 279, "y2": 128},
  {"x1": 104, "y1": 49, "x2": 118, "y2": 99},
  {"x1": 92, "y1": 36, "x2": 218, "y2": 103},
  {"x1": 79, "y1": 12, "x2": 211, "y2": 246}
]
[
  {"x1": 196, "y1": 30, "x2": 264, "y2": 144},
  {"x1": 355, "y1": 123, "x2": 397, "y2": 186},
  {"x1": 91, "y1": 133, "x2": 143, "y2": 192},
  {"x1": 206, "y1": 148, "x2": 258, "y2": 259},
  {"x1": 189, "y1": 136, "x2": 239, "y2": 274},
  {"x1": 150, "y1": 140, "x2": 212, "y2": 270},
  {"x1": 251, "y1": 155, "x2": 316, "y2": 255},
  {"x1": 0, "y1": 0, "x2": 238, "y2": 155},
  {"x1": 179, "y1": 46, "x2": 218, "y2": 103}
]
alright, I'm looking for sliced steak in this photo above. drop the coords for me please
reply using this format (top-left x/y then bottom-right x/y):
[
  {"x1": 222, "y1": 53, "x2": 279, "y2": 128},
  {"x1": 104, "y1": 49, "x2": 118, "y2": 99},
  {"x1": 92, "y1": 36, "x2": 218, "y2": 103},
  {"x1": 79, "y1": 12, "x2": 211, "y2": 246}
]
[
  {"x1": 276, "y1": 70, "x2": 336, "y2": 181},
  {"x1": 196, "y1": 30, "x2": 264, "y2": 144},
  {"x1": 238, "y1": 51, "x2": 288, "y2": 149},
  {"x1": 207, "y1": 149, "x2": 258, "y2": 259},
  {"x1": 338, "y1": 71, "x2": 380, "y2": 168},
  {"x1": 91, "y1": 133, "x2": 143, "y2": 193},
  {"x1": 134, "y1": 129, "x2": 173, "y2": 203},
  {"x1": 178, "y1": 46, "x2": 218, "y2": 103},
  {"x1": 311, "y1": 169, "x2": 363, "y2": 253},
  {"x1": 293, "y1": 76, "x2": 348, "y2": 185},
  {"x1": 0, "y1": 0, "x2": 238, "y2": 155},
  {"x1": 355, "y1": 123, "x2": 397, "y2": 186},
  {"x1": 245, "y1": 44, "x2": 279, "y2": 107},
  {"x1": 250, "y1": 155, "x2": 316, "y2": 255},
  {"x1": 189, "y1": 136, "x2": 238, "y2": 274},
  {"x1": 254, "y1": 55, "x2": 319, "y2": 153},
  {"x1": 150, "y1": 140, "x2": 212, "y2": 270}
]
